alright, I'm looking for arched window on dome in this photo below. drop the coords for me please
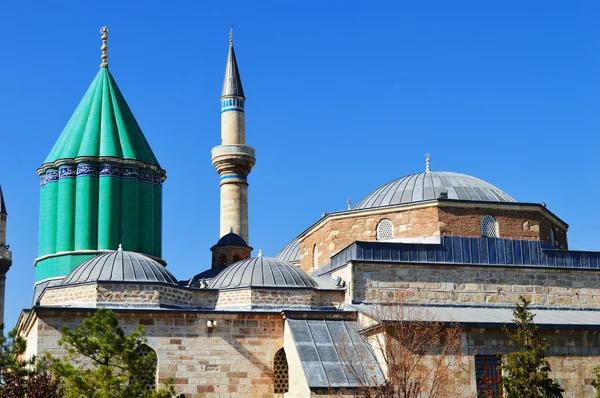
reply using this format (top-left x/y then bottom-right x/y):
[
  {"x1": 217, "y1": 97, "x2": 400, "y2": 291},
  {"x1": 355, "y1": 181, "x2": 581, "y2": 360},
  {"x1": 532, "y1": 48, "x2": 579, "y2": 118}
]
[
  {"x1": 376, "y1": 219, "x2": 394, "y2": 241},
  {"x1": 218, "y1": 254, "x2": 227, "y2": 266},
  {"x1": 131, "y1": 344, "x2": 157, "y2": 391},
  {"x1": 550, "y1": 228, "x2": 556, "y2": 248},
  {"x1": 233, "y1": 254, "x2": 242, "y2": 263},
  {"x1": 313, "y1": 244, "x2": 319, "y2": 269},
  {"x1": 273, "y1": 348, "x2": 289, "y2": 394},
  {"x1": 480, "y1": 216, "x2": 499, "y2": 238}
]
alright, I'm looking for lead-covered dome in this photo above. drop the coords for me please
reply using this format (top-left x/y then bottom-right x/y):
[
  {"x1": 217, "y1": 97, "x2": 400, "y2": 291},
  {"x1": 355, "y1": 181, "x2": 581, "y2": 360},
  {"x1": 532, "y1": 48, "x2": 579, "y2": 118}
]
[
  {"x1": 355, "y1": 171, "x2": 515, "y2": 210},
  {"x1": 61, "y1": 249, "x2": 178, "y2": 286},
  {"x1": 209, "y1": 256, "x2": 317, "y2": 289}
]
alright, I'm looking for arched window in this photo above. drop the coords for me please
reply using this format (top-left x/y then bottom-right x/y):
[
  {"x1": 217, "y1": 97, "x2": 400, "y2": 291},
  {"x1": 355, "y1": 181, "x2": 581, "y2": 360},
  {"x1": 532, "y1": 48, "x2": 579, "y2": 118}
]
[
  {"x1": 273, "y1": 349, "x2": 289, "y2": 394},
  {"x1": 218, "y1": 254, "x2": 227, "y2": 266},
  {"x1": 550, "y1": 228, "x2": 556, "y2": 247},
  {"x1": 131, "y1": 344, "x2": 157, "y2": 391},
  {"x1": 376, "y1": 219, "x2": 394, "y2": 241},
  {"x1": 481, "y1": 216, "x2": 499, "y2": 238},
  {"x1": 233, "y1": 254, "x2": 242, "y2": 263},
  {"x1": 313, "y1": 244, "x2": 319, "y2": 269}
]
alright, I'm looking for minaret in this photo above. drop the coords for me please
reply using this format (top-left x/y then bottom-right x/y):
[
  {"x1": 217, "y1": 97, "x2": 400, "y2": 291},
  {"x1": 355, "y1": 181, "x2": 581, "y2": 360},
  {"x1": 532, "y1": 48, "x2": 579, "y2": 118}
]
[
  {"x1": 35, "y1": 27, "x2": 166, "y2": 284},
  {"x1": 0, "y1": 186, "x2": 12, "y2": 325},
  {"x1": 211, "y1": 29, "x2": 255, "y2": 243}
]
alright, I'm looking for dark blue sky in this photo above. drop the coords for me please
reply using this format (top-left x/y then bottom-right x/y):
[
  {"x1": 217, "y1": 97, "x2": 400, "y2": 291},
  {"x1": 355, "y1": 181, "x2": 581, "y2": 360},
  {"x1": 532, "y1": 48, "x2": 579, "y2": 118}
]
[{"x1": 1, "y1": 1, "x2": 598, "y2": 329}]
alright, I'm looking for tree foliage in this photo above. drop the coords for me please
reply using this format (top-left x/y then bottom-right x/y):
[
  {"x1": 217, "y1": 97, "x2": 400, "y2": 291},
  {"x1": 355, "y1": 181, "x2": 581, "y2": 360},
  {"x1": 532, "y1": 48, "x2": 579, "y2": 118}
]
[
  {"x1": 501, "y1": 296, "x2": 563, "y2": 398},
  {"x1": 591, "y1": 364, "x2": 600, "y2": 397},
  {"x1": 337, "y1": 295, "x2": 469, "y2": 398},
  {"x1": 0, "y1": 326, "x2": 63, "y2": 398},
  {"x1": 49, "y1": 308, "x2": 182, "y2": 398}
]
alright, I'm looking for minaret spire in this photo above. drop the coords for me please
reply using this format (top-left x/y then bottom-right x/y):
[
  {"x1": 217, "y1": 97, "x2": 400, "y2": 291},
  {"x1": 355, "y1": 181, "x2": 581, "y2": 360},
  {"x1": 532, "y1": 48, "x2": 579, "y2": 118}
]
[
  {"x1": 0, "y1": 185, "x2": 11, "y2": 325},
  {"x1": 212, "y1": 30, "x2": 255, "y2": 243}
]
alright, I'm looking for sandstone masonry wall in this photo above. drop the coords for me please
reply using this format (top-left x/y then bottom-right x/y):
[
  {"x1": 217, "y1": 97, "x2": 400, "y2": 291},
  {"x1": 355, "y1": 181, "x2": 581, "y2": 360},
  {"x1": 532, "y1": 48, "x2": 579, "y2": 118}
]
[
  {"x1": 34, "y1": 311, "x2": 285, "y2": 398},
  {"x1": 300, "y1": 203, "x2": 567, "y2": 273},
  {"x1": 354, "y1": 262, "x2": 600, "y2": 307},
  {"x1": 467, "y1": 329, "x2": 600, "y2": 398},
  {"x1": 299, "y1": 207, "x2": 439, "y2": 272},
  {"x1": 438, "y1": 206, "x2": 567, "y2": 249}
]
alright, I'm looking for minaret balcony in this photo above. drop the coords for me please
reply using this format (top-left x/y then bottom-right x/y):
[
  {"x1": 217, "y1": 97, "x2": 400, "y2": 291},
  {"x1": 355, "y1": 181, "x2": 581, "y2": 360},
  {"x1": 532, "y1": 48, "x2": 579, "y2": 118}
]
[
  {"x1": 0, "y1": 247, "x2": 12, "y2": 273},
  {"x1": 211, "y1": 145, "x2": 256, "y2": 176}
]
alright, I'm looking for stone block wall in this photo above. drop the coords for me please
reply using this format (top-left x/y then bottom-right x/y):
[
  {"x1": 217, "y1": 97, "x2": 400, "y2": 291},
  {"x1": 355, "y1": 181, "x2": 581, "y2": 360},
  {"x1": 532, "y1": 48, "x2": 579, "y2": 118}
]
[
  {"x1": 40, "y1": 284, "x2": 98, "y2": 306},
  {"x1": 33, "y1": 311, "x2": 286, "y2": 397},
  {"x1": 40, "y1": 283, "x2": 219, "y2": 309},
  {"x1": 299, "y1": 207, "x2": 439, "y2": 272},
  {"x1": 438, "y1": 206, "x2": 567, "y2": 249},
  {"x1": 466, "y1": 328, "x2": 600, "y2": 398},
  {"x1": 298, "y1": 203, "x2": 567, "y2": 273},
  {"x1": 353, "y1": 262, "x2": 600, "y2": 308}
]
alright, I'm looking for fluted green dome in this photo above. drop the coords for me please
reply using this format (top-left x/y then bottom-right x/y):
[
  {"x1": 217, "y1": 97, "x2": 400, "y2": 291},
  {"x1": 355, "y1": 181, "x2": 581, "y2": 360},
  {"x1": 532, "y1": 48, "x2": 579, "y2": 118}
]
[
  {"x1": 44, "y1": 67, "x2": 160, "y2": 167},
  {"x1": 36, "y1": 66, "x2": 164, "y2": 283}
]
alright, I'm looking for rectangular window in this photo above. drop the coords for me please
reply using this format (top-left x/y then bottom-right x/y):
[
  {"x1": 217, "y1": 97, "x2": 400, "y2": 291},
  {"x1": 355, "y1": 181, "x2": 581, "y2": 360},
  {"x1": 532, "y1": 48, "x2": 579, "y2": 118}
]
[{"x1": 475, "y1": 355, "x2": 502, "y2": 397}]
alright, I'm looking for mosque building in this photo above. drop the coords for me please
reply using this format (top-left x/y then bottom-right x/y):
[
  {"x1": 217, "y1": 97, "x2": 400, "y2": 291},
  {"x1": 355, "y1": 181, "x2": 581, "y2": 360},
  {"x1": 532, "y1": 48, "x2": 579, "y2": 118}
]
[{"x1": 12, "y1": 27, "x2": 600, "y2": 397}]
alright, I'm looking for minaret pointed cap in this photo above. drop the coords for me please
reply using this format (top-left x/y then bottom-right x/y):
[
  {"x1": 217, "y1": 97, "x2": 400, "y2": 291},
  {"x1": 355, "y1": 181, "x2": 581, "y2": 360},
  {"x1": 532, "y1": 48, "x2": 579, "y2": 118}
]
[
  {"x1": 221, "y1": 27, "x2": 245, "y2": 98},
  {"x1": 0, "y1": 185, "x2": 6, "y2": 215}
]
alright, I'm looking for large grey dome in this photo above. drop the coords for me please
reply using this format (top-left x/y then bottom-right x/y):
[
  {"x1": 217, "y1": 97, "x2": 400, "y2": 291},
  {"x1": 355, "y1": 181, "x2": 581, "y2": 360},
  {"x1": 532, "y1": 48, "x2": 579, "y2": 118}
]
[
  {"x1": 61, "y1": 250, "x2": 178, "y2": 286},
  {"x1": 209, "y1": 256, "x2": 316, "y2": 290},
  {"x1": 355, "y1": 172, "x2": 515, "y2": 210}
]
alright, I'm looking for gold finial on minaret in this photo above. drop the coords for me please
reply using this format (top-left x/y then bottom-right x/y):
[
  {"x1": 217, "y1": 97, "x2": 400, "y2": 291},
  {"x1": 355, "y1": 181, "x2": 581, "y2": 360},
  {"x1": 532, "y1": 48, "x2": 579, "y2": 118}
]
[
  {"x1": 100, "y1": 26, "x2": 109, "y2": 68},
  {"x1": 229, "y1": 26, "x2": 233, "y2": 46}
]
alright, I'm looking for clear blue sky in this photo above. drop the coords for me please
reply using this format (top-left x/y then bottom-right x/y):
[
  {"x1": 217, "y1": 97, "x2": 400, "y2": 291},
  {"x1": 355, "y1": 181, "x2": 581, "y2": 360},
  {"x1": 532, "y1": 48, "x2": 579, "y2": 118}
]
[{"x1": 0, "y1": 1, "x2": 598, "y2": 329}]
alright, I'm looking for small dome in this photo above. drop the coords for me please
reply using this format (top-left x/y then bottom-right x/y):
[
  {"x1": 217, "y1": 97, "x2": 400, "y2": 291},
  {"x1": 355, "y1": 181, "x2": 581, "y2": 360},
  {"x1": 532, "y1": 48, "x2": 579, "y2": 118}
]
[
  {"x1": 355, "y1": 171, "x2": 515, "y2": 210},
  {"x1": 61, "y1": 250, "x2": 178, "y2": 286},
  {"x1": 209, "y1": 256, "x2": 317, "y2": 289},
  {"x1": 275, "y1": 238, "x2": 300, "y2": 264},
  {"x1": 211, "y1": 231, "x2": 250, "y2": 249}
]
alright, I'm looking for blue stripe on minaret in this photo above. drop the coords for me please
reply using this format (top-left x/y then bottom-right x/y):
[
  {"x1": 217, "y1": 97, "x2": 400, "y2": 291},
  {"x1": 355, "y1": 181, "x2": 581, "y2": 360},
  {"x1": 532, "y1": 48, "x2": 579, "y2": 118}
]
[
  {"x1": 221, "y1": 108, "x2": 245, "y2": 114},
  {"x1": 220, "y1": 175, "x2": 247, "y2": 181}
]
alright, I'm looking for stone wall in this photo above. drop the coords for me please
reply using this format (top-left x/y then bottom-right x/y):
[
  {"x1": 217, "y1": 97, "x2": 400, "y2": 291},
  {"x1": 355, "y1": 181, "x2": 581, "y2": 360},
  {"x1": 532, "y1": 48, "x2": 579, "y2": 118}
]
[
  {"x1": 33, "y1": 311, "x2": 286, "y2": 397},
  {"x1": 299, "y1": 203, "x2": 567, "y2": 273},
  {"x1": 40, "y1": 284, "x2": 98, "y2": 306},
  {"x1": 40, "y1": 283, "x2": 219, "y2": 309},
  {"x1": 215, "y1": 289, "x2": 251, "y2": 309},
  {"x1": 466, "y1": 328, "x2": 599, "y2": 398},
  {"x1": 353, "y1": 262, "x2": 600, "y2": 307},
  {"x1": 438, "y1": 206, "x2": 567, "y2": 249},
  {"x1": 299, "y1": 207, "x2": 439, "y2": 272}
]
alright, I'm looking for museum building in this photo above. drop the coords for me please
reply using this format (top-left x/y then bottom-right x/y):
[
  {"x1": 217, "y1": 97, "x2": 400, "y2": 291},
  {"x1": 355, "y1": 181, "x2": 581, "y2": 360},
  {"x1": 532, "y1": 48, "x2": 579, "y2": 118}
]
[{"x1": 10, "y1": 27, "x2": 600, "y2": 397}]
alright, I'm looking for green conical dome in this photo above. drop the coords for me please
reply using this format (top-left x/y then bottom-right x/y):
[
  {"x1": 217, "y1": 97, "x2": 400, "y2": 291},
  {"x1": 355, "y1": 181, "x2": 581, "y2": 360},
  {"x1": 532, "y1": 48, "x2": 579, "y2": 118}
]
[
  {"x1": 44, "y1": 68, "x2": 159, "y2": 166},
  {"x1": 36, "y1": 66, "x2": 165, "y2": 283}
]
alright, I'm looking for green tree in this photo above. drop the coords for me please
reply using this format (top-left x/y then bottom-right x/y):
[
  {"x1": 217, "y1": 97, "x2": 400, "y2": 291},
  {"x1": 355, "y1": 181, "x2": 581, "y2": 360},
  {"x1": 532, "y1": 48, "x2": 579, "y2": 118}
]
[
  {"x1": 0, "y1": 325, "x2": 63, "y2": 397},
  {"x1": 591, "y1": 364, "x2": 600, "y2": 396},
  {"x1": 49, "y1": 308, "x2": 182, "y2": 398},
  {"x1": 501, "y1": 296, "x2": 563, "y2": 398}
]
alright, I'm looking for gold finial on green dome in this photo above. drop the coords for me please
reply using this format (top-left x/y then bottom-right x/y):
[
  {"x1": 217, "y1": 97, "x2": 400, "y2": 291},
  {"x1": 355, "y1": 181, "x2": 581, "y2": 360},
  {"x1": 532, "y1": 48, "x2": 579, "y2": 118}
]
[
  {"x1": 229, "y1": 25, "x2": 233, "y2": 46},
  {"x1": 100, "y1": 26, "x2": 109, "y2": 68}
]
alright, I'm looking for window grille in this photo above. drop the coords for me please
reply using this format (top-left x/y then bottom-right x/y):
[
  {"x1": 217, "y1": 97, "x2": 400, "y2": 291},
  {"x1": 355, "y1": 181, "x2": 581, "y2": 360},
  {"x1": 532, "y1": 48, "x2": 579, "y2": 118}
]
[
  {"x1": 376, "y1": 219, "x2": 394, "y2": 240},
  {"x1": 313, "y1": 245, "x2": 319, "y2": 269},
  {"x1": 132, "y1": 345, "x2": 157, "y2": 391},
  {"x1": 218, "y1": 254, "x2": 227, "y2": 266},
  {"x1": 273, "y1": 349, "x2": 289, "y2": 394},
  {"x1": 480, "y1": 216, "x2": 499, "y2": 238},
  {"x1": 475, "y1": 355, "x2": 502, "y2": 397}
]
